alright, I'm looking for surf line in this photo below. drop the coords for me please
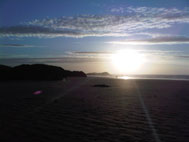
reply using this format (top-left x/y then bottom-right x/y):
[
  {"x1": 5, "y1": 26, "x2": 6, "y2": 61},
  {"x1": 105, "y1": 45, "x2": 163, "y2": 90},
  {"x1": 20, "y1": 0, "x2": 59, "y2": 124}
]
[{"x1": 134, "y1": 81, "x2": 161, "y2": 142}]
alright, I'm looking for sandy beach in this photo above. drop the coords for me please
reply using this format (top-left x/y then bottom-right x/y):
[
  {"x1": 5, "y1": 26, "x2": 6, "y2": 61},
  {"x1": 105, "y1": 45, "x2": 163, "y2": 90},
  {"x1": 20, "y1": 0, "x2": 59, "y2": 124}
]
[{"x1": 0, "y1": 77, "x2": 189, "y2": 142}]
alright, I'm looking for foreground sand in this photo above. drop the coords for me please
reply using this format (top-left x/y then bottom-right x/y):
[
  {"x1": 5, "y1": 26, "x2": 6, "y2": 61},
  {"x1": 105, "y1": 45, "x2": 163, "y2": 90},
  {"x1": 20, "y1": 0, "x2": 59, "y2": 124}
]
[{"x1": 0, "y1": 77, "x2": 189, "y2": 142}]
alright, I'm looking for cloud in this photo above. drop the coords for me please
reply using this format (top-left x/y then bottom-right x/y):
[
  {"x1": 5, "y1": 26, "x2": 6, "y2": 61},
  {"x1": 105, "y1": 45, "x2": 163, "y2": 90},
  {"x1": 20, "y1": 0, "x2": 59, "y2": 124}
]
[
  {"x1": 0, "y1": 43, "x2": 43, "y2": 48},
  {"x1": 0, "y1": 57, "x2": 106, "y2": 66},
  {"x1": 0, "y1": 26, "x2": 94, "y2": 38},
  {"x1": 0, "y1": 25, "x2": 130, "y2": 38},
  {"x1": 0, "y1": 7, "x2": 189, "y2": 38},
  {"x1": 73, "y1": 51, "x2": 112, "y2": 54},
  {"x1": 65, "y1": 51, "x2": 112, "y2": 60},
  {"x1": 0, "y1": 50, "x2": 187, "y2": 64},
  {"x1": 71, "y1": 50, "x2": 189, "y2": 62},
  {"x1": 108, "y1": 36, "x2": 189, "y2": 45},
  {"x1": 0, "y1": 44, "x2": 26, "y2": 47},
  {"x1": 111, "y1": 7, "x2": 124, "y2": 13}
]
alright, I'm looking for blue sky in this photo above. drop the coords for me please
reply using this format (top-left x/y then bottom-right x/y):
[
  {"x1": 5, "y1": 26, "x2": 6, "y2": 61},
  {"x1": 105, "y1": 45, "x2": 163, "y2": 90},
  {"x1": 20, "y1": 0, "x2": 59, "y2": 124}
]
[{"x1": 0, "y1": 0, "x2": 189, "y2": 74}]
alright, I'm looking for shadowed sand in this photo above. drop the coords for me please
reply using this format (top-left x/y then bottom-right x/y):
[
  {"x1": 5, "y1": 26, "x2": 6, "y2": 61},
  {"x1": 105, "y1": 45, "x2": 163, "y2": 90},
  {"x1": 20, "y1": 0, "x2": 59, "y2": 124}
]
[{"x1": 0, "y1": 78, "x2": 189, "y2": 142}]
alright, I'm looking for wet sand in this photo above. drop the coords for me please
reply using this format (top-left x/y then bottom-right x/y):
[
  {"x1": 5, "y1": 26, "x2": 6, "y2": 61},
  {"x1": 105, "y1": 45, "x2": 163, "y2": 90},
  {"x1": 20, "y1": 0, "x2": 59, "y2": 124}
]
[{"x1": 0, "y1": 78, "x2": 189, "y2": 142}]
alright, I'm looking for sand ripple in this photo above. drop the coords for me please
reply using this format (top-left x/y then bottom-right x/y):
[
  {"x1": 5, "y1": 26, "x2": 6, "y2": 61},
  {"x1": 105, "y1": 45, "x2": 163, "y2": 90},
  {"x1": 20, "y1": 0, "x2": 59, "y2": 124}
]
[{"x1": 0, "y1": 78, "x2": 189, "y2": 142}]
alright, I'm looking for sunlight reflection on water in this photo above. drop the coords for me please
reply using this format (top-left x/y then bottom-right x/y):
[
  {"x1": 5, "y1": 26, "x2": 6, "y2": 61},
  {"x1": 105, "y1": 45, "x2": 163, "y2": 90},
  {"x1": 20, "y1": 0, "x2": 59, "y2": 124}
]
[{"x1": 118, "y1": 76, "x2": 133, "y2": 80}]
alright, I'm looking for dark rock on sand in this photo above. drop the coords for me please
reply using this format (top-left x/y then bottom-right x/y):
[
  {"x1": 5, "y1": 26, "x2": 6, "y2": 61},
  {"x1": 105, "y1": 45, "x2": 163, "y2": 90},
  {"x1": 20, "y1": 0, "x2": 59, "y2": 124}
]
[{"x1": 0, "y1": 64, "x2": 87, "y2": 81}]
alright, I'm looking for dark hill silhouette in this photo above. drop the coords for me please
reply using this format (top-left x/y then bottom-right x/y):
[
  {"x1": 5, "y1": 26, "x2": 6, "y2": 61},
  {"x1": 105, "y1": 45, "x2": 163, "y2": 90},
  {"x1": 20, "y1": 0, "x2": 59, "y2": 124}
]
[
  {"x1": 0, "y1": 64, "x2": 87, "y2": 81},
  {"x1": 0, "y1": 65, "x2": 12, "y2": 80}
]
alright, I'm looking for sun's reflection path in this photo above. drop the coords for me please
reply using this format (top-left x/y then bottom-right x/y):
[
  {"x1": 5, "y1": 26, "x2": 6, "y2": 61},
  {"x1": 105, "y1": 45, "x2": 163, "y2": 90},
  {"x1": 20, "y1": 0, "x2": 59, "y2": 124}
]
[
  {"x1": 118, "y1": 76, "x2": 133, "y2": 80},
  {"x1": 134, "y1": 81, "x2": 161, "y2": 142}
]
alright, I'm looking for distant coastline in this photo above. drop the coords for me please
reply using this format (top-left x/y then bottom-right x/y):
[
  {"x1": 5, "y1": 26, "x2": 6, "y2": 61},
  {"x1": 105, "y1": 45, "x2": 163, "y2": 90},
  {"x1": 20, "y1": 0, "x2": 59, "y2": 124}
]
[{"x1": 87, "y1": 72, "x2": 110, "y2": 76}]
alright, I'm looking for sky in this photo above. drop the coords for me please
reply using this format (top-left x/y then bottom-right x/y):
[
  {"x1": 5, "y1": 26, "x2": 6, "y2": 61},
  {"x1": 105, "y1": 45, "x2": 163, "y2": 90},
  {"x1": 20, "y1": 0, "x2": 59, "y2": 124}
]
[{"x1": 0, "y1": 0, "x2": 189, "y2": 75}]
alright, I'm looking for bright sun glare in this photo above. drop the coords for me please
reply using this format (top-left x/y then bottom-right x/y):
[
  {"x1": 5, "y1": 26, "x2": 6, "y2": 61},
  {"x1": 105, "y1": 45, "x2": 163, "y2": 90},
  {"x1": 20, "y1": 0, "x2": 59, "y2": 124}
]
[{"x1": 111, "y1": 50, "x2": 145, "y2": 74}]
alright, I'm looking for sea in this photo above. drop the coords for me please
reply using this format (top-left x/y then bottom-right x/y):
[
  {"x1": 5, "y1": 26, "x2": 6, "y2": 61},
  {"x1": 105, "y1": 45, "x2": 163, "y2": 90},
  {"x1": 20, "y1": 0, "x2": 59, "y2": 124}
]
[{"x1": 88, "y1": 74, "x2": 189, "y2": 81}]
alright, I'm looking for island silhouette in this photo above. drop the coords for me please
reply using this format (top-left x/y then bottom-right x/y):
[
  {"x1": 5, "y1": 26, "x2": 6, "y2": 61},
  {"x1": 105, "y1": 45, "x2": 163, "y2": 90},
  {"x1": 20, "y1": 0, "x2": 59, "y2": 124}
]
[{"x1": 87, "y1": 72, "x2": 110, "y2": 76}]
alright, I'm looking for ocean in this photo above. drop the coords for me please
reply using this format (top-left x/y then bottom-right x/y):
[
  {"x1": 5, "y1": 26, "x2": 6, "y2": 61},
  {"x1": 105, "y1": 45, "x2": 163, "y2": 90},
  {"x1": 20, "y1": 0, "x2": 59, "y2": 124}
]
[{"x1": 88, "y1": 74, "x2": 189, "y2": 81}]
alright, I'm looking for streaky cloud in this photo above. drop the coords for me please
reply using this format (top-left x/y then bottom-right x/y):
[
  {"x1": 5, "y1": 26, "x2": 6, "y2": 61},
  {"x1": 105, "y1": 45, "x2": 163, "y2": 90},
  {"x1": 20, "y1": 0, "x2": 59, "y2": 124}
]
[
  {"x1": 108, "y1": 36, "x2": 189, "y2": 45},
  {"x1": 0, "y1": 7, "x2": 189, "y2": 38},
  {"x1": 0, "y1": 43, "x2": 43, "y2": 48}
]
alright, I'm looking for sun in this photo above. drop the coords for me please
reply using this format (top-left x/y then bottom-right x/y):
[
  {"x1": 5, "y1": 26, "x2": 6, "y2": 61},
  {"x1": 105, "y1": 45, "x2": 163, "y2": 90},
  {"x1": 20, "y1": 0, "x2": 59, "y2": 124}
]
[{"x1": 111, "y1": 50, "x2": 145, "y2": 74}]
